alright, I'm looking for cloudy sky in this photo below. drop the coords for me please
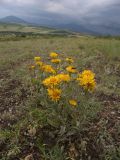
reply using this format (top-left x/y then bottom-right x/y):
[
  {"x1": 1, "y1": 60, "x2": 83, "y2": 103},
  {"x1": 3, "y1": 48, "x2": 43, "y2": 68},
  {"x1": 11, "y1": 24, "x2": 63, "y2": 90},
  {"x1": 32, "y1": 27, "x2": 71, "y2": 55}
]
[{"x1": 0, "y1": 0, "x2": 120, "y2": 25}]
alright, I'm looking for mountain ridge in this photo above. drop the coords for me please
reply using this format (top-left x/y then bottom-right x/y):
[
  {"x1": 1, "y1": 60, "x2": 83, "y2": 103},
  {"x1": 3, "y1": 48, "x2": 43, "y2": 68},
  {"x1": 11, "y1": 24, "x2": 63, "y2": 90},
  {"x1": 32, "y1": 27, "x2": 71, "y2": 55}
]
[
  {"x1": 0, "y1": 16, "x2": 27, "y2": 24},
  {"x1": 0, "y1": 16, "x2": 120, "y2": 36}
]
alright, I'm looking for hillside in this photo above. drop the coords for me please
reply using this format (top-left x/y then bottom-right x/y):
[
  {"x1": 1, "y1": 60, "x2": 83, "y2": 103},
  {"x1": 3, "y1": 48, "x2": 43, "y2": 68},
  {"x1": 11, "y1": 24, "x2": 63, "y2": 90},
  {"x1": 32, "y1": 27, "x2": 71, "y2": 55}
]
[
  {"x1": 0, "y1": 23, "x2": 53, "y2": 33},
  {"x1": 0, "y1": 33, "x2": 120, "y2": 159},
  {"x1": 0, "y1": 23, "x2": 76, "y2": 38}
]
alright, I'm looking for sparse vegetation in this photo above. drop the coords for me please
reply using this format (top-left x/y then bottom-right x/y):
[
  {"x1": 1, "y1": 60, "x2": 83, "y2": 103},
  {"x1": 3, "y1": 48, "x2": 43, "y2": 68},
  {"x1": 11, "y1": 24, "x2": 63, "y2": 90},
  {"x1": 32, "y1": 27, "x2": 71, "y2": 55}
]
[{"x1": 0, "y1": 27, "x2": 120, "y2": 160}]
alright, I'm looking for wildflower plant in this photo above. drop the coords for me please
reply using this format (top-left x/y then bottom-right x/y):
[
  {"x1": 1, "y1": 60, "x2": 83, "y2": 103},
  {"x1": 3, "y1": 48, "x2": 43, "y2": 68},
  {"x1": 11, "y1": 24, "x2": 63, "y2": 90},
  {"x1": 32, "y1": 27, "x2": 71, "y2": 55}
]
[
  {"x1": 30, "y1": 52, "x2": 96, "y2": 102},
  {"x1": 29, "y1": 52, "x2": 97, "y2": 127}
]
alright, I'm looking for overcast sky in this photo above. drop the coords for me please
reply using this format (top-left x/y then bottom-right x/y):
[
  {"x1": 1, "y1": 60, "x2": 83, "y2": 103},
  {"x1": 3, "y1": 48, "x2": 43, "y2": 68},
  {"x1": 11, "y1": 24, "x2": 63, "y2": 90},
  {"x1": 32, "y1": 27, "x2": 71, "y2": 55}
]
[{"x1": 0, "y1": 0, "x2": 120, "y2": 25}]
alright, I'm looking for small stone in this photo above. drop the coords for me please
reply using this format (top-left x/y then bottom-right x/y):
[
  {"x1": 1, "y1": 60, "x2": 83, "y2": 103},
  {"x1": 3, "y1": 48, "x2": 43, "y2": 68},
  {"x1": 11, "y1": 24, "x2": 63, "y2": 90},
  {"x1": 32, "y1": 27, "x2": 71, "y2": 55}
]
[{"x1": 111, "y1": 111, "x2": 115, "y2": 115}]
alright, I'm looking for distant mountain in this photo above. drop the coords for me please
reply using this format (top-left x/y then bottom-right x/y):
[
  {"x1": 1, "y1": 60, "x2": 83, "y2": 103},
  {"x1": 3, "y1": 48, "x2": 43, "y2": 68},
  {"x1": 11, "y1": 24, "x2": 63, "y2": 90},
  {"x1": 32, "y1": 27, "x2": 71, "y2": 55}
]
[
  {"x1": 84, "y1": 23, "x2": 120, "y2": 36},
  {"x1": 48, "y1": 20, "x2": 120, "y2": 35},
  {"x1": 51, "y1": 23, "x2": 99, "y2": 35},
  {"x1": 0, "y1": 16, "x2": 27, "y2": 24},
  {"x1": 0, "y1": 16, "x2": 120, "y2": 35},
  {"x1": 36, "y1": 21, "x2": 120, "y2": 36}
]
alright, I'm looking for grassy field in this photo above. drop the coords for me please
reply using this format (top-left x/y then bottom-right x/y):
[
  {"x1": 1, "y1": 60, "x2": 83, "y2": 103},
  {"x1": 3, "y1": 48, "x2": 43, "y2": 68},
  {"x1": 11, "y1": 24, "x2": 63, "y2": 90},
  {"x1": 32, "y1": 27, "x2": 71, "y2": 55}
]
[
  {"x1": 0, "y1": 32, "x2": 120, "y2": 160},
  {"x1": 0, "y1": 23, "x2": 56, "y2": 33}
]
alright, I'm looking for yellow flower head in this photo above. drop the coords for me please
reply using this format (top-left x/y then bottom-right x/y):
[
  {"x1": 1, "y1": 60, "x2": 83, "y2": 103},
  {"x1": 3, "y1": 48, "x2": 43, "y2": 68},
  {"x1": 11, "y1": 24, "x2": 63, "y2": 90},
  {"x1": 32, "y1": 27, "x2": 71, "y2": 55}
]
[
  {"x1": 34, "y1": 56, "x2": 41, "y2": 61},
  {"x1": 47, "y1": 88, "x2": 61, "y2": 102},
  {"x1": 66, "y1": 58, "x2": 74, "y2": 63},
  {"x1": 50, "y1": 52, "x2": 58, "y2": 58},
  {"x1": 69, "y1": 100, "x2": 77, "y2": 106},
  {"x1": 66, "y1": 66, "x2": 77, "y2": 73},
  {"x1": 42, "y1": 65, "x2": 56, "y2": 74},
  {"x1": 56, "y1": 73, "x2": 71, "y2": 82},
  {"x1": 77, "y1": 70, "x2": 96, "y2": 91},
  {"x1": 80, "y1": 70, "x2": 95, "y2": 78},
  {"x1": 51, "y1": 59, "x2": 61, "y2": 63},
  {"x1": 43, "y1": 76, "x2": 60, "y2": 87},
  {"x1": 30, "y1": 65, "x2": 35, "y2": 69},
  {"x1": 35, "y1": 61, "x2": 43, "y2": 66}
]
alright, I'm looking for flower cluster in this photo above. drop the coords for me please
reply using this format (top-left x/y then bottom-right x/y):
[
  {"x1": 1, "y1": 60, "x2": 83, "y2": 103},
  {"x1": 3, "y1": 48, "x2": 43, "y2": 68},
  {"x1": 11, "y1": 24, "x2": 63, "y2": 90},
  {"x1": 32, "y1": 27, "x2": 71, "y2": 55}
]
[
  {"x1": 30, "y1": 52, "x2": 96, "y2": 106},
  {"x1": 43, "y1": 74, "x2": 71, "y2": 87},
  {"x1": 77, "y1": 70, "x2": 96, "y2": 91}
]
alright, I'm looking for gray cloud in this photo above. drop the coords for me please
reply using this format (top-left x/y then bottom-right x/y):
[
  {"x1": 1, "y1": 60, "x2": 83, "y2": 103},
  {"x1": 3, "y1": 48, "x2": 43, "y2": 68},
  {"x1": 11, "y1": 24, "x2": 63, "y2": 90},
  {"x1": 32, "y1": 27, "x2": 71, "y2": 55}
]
[{"x1": 0, "y1": 0, "x2": 120, "y2": 25}]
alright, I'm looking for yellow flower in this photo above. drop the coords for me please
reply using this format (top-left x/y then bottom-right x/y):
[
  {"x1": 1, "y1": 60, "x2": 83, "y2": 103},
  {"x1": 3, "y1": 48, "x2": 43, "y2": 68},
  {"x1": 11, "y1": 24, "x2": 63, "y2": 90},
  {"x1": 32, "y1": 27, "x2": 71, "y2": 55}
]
[
  {"x1": 69, "y1": 100, "x2": 77, "y2": 106},
  {"x1": 51, "y1": 59, "x2": 61, "y2": 63},
  {"x1": 79, "y1": 70, "x2": 95, "y2": 79},
  {"x1": 56, "y1": 73, "x2": 71, "y2": 82},
  {"x1": 30, "y1": 65, "x2": 35, "y2": 69},
  {"x1": 43, "y1": 73, "x2": 70, "y2": 87},
  {"x1": 66, "y1": 58, "x2": 74, "y2": 63},
  {"x1": 50, "y1": 52, "x2": 58, "y2": 58},
  {"x1": 77, "y1": 70, "x2": 96, "y2": 91},
  {"x1": 43, "y1": 76, "x2": 60, "y2": 87},
  {"x1": 34, "y1": 56, "x2": 41, "y2": 61},
  {"x1": 42, "y1": 65, "x2": 56, "y2": 74},
  {"x1": 66, "y1": 66, "x2": 77, "y2": 73},
  {"x1": 47, "y1": 88, "x2": 61, "y2": 102},
  {"x1": 36, "y1": 61, "x2": 43, "y2": 66}
]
